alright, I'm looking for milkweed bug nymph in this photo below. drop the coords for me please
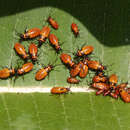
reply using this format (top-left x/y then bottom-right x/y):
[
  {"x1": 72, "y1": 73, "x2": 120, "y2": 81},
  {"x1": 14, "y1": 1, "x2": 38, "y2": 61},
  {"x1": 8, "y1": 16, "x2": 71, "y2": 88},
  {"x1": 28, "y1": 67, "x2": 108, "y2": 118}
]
[
  {"x1": 0, "y1": 68, "x2": 15, "y2": 79},
  {"x1": 49, "y1": 34, "x2": 62, "y2": 52},
  {"x1": 109, "y1": 74, "x2": 118, "y2": 86},
  {"x1": 29, "y1": 43, "x2": 38, "y2": 62},
  {"x1": 38, "y1": 26, "x2": 50, "y2": 46},
  {"x1": 60, "y1": 53, "x2": 75, "y2": 68},
  {"x1": 51, "y1": 87, "x2": 70, "y2": 94},
  {"x1": 17, "y1": 62, "x2": 33, "y2": 75},
  {"x1": 14, "y1": 43, "x2": 29, "y2": 60},
  {"x1": 77, "y1": 45, "x2": 94, "y2": 57},
  {"x1": 48, "y1": 16, "x2": 59, "y2": 30},
  {"x1": 19, "y1": 28, "x2": 41, "y2": 41},
  {"x1": 87, "y1": 60, "x2": 106, "y2": 71},
  {"x1": 67, "y1": 77, "x2": 80, "y2": 84},
  {"x1": 35, "y1": 65, "x2": 53, "y2": 81},
  {"x1": 71, "y1": 23, "x2": 79, "y2": 37}
]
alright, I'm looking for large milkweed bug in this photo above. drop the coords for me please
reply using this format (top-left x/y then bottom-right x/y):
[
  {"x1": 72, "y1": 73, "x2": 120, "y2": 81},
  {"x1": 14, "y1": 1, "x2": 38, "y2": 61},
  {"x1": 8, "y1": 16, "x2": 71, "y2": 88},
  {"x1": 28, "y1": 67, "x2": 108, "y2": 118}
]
[
  {"x1": 79, "y1": 63, "x2": 88, "y2": 78},
  {"x1": 87, "y1": 60, "x2": 106, "y2": 71},
  {"x1": 71, "y1": 23, "x2": 79, "y2": 37},
  {"x1": 47, "y1": 16, "x2": 59, "y2": 30},
  {"x1": 0, "y1": 68, "x2": 15, "y2": 79},
  {"x1": 67, "y1": 77, "x2": 80, "y2": 84},
  {"x1": 92, "y1": 72, "x2": 108, "y2": 83},
  {"x1": 14, "y1": 43, "x2": 29, "y2": 60},
  {"x1": 77, "y1": 45, "x2": 94, "y2": 57},
  {"x1": 109, "y1": 74, "x2": 118, "y2": 86},
  {"x1": 28, "y1": 43, "x2": 38, "y2": 62},
  {"x1": 35, "y1": 65, "x2": 53, "y2": 81},
  {"x1": 17, "y1": 28, "x2": 41, "y2": 41},
  {"x1": 17, "y1": 62, "x2": 33, "y2": 75},
  {"x1": 119, "y1": 86, "x2": 130, "y2": 103},
  {"x1": 91, "y1": 82, "x2": 110, "y2": 95},
  {"x1": 60, "y1": 53, "x2": 75, "y2": 68},
  {"x1": 70, "y1": 61, "x2": 83, "y2": 77},
  {"x1": 49, "y1": 34, "x2": 62, "y2": 53},
  {"x1": 51, "y1": 87, "x2": 70, "y2": 94},
  {"x1": 38, "y1": 26, "x2": 50, "y2": 46}
]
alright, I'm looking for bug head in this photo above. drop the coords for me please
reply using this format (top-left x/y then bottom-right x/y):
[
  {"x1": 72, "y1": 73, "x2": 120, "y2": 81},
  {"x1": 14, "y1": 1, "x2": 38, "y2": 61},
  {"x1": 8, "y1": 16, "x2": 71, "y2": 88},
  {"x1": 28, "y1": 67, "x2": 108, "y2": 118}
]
[
  {"x1": 76, "y1": 50, "x2": 82, "y2": 57},
  {"x1": 10, "y1": 69, "x2": 15, "y2": 75},
  {"x1": 48, "y1": 64, "x2": 54, "y2": 70},
  {"x1": 74, "y1": 32, "x2": 79, "y2": 38},
  {"x1": 82, "y1": 57, "x2": 90, "y2": 65},
  {"x1": 66, "y1": 87, "x2": 71, "y2": 92},
  {"x1": 56, "y1": 46, "x2": 62, "y2": 54},
  {"x1": 38, "y1": 39, "x2": 45, "y2": 48},
  {"x1": 118, "y1": 82, "x2": 128, "y2": 89},
  {"x1": 17, "y1": 68, "x2": 24, "y2": 75},
  {"x1": 47, "y1": 16, "x2": 51, "y2": 22}
]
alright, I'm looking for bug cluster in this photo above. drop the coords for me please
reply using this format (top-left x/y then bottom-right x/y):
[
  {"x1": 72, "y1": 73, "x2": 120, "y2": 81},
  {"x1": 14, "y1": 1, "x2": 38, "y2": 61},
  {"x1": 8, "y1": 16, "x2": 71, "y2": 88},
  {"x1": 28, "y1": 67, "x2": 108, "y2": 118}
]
[{"x1": 0, "y1": 15, "x2": 129, "y2": 103}]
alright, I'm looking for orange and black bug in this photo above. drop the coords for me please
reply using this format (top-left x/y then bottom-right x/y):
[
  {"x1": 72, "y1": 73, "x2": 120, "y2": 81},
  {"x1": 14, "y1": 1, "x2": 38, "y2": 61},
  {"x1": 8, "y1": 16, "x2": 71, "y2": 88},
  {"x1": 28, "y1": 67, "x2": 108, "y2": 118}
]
[
  {"x1": 51, "y1": 87, "x2": 70, "y2": 94},
  {"x1": 105, "y1": 83, "x2": 128, "y2": 98},
  {"x1": 79, "y1": 63, "x2": 88, "y2": 78},
  {"x1": 67, "y1": 77, "x2": 80, "y2": 84},
  {"x1": 83, "y1": 57, "x2": 90, "y2": 65},
  {"x1": 119, "y1": 87, "x2": 130, "y2": 103},
  {"x1": 17, "y1": 62, "x2": 33, "y2": 75},
  {"x1": 71, "y1": 23, "x2": 79, "y2": 37},
  {"x1": 92, "y1": 75, "x2": 108, "y2": 83},
  {"x1": 47, "y1": 16, "x2": 59, "y2": 30},
  {"x1": 60, "y1": 53, "x2": 75, "y2": 68},
  {"x1": 76, "y1": 45, "x2": 94, "y2": 57},
  {"x1": 0, "y1": 68, "x2": 15, "y2": 79},
  {"x1": 109, "y1": 74, "x2": 118, "y2": 86},
  {"x1": 49, "y1": 34, "x2": 61, "y2": 52},
  {"x1": 18, "y1": 28, "x2": 41, "y2": 40},
  {"x1": 29, "y1": 43, "x2": 38, "y2": 62},
  {"x1": 70, "y1": 61, "x2": 83, "y2": 77},
  {"x1": 38, "y1": 26, "x2": 50, "y2": 46},
  {"x1": 91, "y1": 82, "x2": 110, "y2": 95},
  {"x1": 14, "y1": 43, "x2": 29, "y2": 60},
  {"x1": 92, "y1": 72, "x2": 108, "y2": 83},
  {"x1": 87, "y1": 60, "x2": 106, "y2": 71},
  {"x1": 35, "y1": 65, "x2": 53, "y2": 81}
]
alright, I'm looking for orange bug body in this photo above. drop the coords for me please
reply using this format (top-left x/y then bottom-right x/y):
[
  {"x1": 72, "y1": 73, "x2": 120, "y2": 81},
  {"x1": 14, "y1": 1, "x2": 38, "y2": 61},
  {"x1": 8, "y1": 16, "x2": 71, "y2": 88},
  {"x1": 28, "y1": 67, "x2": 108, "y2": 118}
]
[
  {"x1": 87, "y1": 60, "x2": 106, "y2": 71},
  {"x1": 92, "y1": 75, "x2": 108, "y2": 83},
  {"x1": 38, "y1": 26, "x2": 50, "y2": 44},
  {"x1": 109, "y1": 74, "x2": 118, "y2": 86},
  {"x1": 77, "y1": 46, "x2": 94, "y2": 57},
  {"x1": 49, "y1": 34, "x2": 61, "y2": 52},
  {"x1": 71, "y1": 23, "x2": 79, "y2": 37},
  {"x1": 48, "y1": 16, "x2": 59, "y2": 29},
  {"x1": 35, "y1": 65, "x2": 53, "y2": 80},
  {"x1": 119, "y1": 88, "x2": 130, "y2": 103},
  {"x1": 29, "y1": 43, "x2": 38, "y2": 61},
  {"x1": 51, "y1": 87, "x2": 70, "y2": 94},
  {"x1": 83, "y1": 57, "x2": 90, "y2": 65},
  {"x1": 20, "y1": 28, "x2": 41, "y2": 40},
  {"x1": 107, "y1": 83, "x2": 127, "y2": 98},
  {"x1": 0, "y1": 68, "x2": 15, "y2": 79},
  {"x1": 60, "y1": 53, "x2": 75, "y2": 68},
  {"x1": 67, "y1": 77, "x2": 80, "y2": 84},
  {"x1": 14, "y1": 43, "x2": 28, "y2": 60},
  {"x1": 70, "y1": 61, "x2": 83, "y2": 77},
  {"x1": 17, "y1": 62, "x2": 33, "y2": 75},
  {"x1": 91, "y1": 83, "x2": 110, "y2": 95},
  {"x1": 79, "y1": 64, "x2": 88, "y2": 78}
]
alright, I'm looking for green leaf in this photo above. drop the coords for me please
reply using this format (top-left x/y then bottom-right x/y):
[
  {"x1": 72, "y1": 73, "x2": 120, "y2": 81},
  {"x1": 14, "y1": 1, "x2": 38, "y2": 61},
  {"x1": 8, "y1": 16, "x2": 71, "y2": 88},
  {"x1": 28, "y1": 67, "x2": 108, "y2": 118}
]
[
  {"x1": 0, "y1": 0, "x2": 130, "y2": 129},
  {"x1": 0, "y1": 93, "x2": 130, "y2": 130}
]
